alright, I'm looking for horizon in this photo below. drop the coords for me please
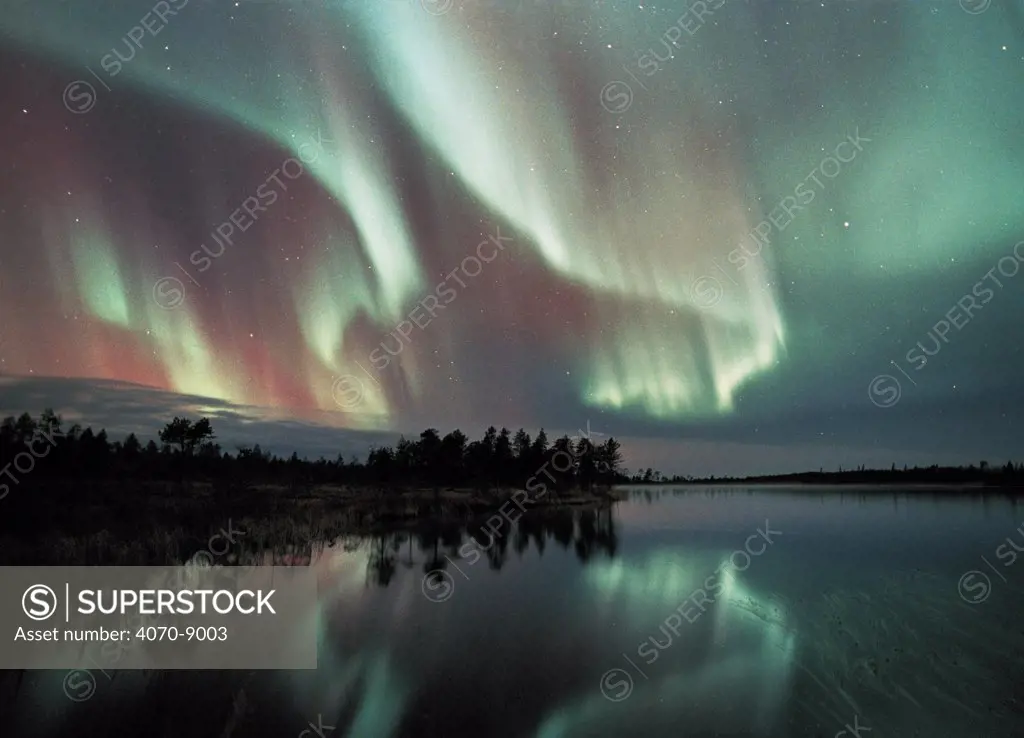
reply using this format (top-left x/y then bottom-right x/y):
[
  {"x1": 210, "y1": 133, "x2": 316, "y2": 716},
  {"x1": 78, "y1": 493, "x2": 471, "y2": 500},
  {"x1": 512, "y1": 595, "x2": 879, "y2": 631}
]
[
  {"x1": 0, "y1": 378, "x2": 998, "y2": 479},
  {"x1": 1, "y1": 400, "x2": 1012, "y2": 483}
]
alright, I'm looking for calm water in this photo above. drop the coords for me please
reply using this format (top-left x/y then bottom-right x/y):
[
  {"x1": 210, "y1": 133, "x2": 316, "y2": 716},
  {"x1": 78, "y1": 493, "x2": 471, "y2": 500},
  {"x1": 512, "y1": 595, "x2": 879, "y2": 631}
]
[{"x1": 8, "y1": 486, "x2": 1024, "y2": 737}]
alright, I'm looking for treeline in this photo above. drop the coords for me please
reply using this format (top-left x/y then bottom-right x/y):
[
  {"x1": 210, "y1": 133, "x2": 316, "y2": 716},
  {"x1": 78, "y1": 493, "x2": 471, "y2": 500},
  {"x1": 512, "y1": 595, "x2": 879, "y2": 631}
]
[
  {"x1": 364, "y1": 426, "x2": 624, "y2": 492},
  {"x1": 687, "y1": 462, "x2": 1024, "y2": 487},
  {"x1": 0, "y1": 410, "x2": 627, "y2": 493}
]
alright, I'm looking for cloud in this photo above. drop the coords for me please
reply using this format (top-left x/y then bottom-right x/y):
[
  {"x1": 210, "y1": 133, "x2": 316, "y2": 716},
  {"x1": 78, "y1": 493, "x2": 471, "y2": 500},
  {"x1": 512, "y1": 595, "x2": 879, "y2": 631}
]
[{"x1": 0, "y1": 375, "x2": 397, "y2": 461}]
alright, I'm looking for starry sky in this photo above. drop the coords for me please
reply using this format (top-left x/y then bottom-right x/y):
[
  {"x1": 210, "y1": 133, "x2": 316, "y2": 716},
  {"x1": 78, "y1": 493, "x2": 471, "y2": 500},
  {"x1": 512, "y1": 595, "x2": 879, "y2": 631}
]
[{"x1": 0, "y1": 0, "x2": 1022, "y2": 476}]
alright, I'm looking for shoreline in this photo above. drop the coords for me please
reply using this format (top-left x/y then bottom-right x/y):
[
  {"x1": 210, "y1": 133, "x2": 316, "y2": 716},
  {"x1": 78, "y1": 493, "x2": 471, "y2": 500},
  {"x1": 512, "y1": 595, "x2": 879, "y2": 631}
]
[
  {"x1": 619, "y1": 481, "x2": 1020, "y2": 491},
  {"x1": 0, "y1": 478, "x2": 625, "y2": 540},
  {"x1": 0, "y1": 480, "x2": 624, "y2": 566},
  {"x1": 2, "y1": 480, "x2": 1018, "y2": 566}
]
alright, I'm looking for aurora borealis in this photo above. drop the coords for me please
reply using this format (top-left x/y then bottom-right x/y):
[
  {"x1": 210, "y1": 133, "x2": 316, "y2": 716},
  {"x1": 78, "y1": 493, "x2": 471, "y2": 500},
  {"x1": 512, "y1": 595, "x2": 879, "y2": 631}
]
[{"x1": 1, "y1": 0, "x2": 1023, "y2": 474}]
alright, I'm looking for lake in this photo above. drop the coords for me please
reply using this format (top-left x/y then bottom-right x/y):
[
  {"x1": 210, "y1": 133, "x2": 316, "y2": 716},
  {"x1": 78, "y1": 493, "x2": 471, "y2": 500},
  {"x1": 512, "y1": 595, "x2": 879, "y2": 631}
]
[{"x1": 6, "y1": 485, "x2": 1024, "y2": 737}]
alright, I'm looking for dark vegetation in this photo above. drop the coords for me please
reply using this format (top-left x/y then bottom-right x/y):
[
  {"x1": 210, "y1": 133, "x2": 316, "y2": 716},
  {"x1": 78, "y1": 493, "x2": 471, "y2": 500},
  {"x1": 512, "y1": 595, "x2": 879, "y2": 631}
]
[
  {"x1": 3, "y1": 409, "x2": 1019, "y2": 503},
  {"x1": 0, "y1": 410, "x2": 626, "y2": 551},
  {"x1": 0, "y1": 409, "x2": 624, "y2": 491},
  {"x1": 3, "y1": 408, "x2": 1019, "y2": 555},
  {"x1": 663, "y1": 461, "x2": 1024, "y2": 488}
]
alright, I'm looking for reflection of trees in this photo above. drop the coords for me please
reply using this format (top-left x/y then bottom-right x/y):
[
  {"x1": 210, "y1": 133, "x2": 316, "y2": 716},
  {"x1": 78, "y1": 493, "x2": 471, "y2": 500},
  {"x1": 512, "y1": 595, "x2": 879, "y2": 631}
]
[
  {"x1": 418, "y1": 524, "x2": 446, "y2": 576},
  {"x1": 594, "y1": 506, "x2": 619, "y2": 559},
  {"x1": 549, "y1": 509, "x2": 575, "y2": 549},
  {"x1": 487, "y1": 528, "x2": 509, "y2": 570},
  {"x1": 366, "y1": 534, "x2": 397, "y2": 587},
  {"x1": 575, "y1": 510, "x2": 596, "y2": 561},
  {"x1": 363, "y1": 507, "x2": 620, "y2": 587},
  {"x1": 412, "y1": 521, "x2": 464, "y2": 576},
  {"x1": 574, "y1": 507, "x2": 619, "y2": 562},
  {"x1": 400, "y1": 532, "x2": 415, "y2": 570}
]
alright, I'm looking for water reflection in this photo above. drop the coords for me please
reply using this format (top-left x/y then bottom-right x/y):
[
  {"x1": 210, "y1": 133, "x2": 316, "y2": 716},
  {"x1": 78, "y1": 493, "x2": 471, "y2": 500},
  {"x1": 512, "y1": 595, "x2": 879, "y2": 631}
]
[
  {"x1": 367, "y1": 508, "x2": 620, "y2": 589},
  {"x1": 307, "y1": 503, "x2": 800, "y2": 737},
  {"x1": 5, "y1": 490, "x2": 1024, "y2": 738}
]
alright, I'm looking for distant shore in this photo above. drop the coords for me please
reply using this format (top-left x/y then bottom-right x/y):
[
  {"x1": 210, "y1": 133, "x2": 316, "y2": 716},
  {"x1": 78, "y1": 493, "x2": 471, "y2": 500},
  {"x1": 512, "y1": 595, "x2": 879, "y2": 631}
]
[
  {"x1": 622, "y1": 473, "x2": 1022, "y2": 490},
  {"x1": 620, "y1": 480, "x2": 1023, "y2": 494},
  {"x1": 626, "y1": 480, "x2": 993, "y2": 488}
]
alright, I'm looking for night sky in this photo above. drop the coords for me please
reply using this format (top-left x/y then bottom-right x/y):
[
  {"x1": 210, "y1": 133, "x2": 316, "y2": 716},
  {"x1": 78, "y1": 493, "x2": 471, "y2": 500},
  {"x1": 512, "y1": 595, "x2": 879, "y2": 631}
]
[{"x1": 1, "y1": 0, "x2": 1022, "y2": 476}]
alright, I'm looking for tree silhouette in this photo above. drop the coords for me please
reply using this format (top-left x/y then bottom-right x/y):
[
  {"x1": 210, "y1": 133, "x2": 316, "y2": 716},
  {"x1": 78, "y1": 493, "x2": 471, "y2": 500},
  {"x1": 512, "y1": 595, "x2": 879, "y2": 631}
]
[
  {"x1": 596, "y1": 438, "x2": 623, "y2": 485},
  {"x1": 6, "y1": 407, "x2": 1019, "y2": 513},
  {"x1": 39, "y1": 408, "x2": 62, "y2": 437},
  {"x1": 158, "y1": 417, "x2": 215, "y2": 455},
  {"x1": 439, "y1": 430, "x2": 468, "y2": 486},
  {"x1": 416, "y1": 429, "x2": 442, "y2": 485},
  {"x1": 576, "y1": 437, "x2": 596, "y2": 491},
  {"x1": 550, "y1": 435, "x2": 577, "y2": 493},
  {"x1": 14, "y1": 412, "x2": 37, "y2": 444},
  {"x1": 494, "y1": 427, "x2": 513, "y2": 487},
  {"x1": 512, "y1": 428, "x2": 531, "y2": 460},
  {"x1": 529, "y1": 429, "x2": 549, "y2": 474}
]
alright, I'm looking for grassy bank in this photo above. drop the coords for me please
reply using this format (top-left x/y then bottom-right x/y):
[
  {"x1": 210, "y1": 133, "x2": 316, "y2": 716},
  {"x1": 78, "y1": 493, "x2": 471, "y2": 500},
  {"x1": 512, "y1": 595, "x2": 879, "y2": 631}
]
[{"x1": 0, "y1": 479, "x2": 623, "y2": 564}]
